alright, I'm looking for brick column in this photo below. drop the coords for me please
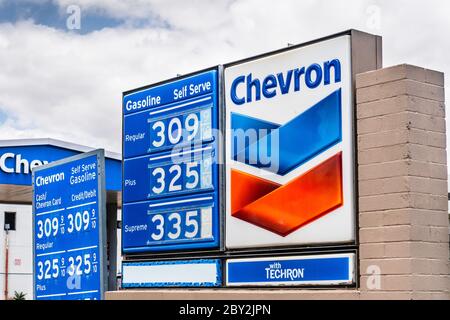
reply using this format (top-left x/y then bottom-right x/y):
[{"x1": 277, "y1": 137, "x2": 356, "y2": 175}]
[{"x1": 356, "y1": 64, "x2": 449, "y2": 299}]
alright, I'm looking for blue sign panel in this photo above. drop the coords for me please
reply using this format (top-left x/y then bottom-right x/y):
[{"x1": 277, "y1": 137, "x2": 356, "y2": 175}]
[
  {"x1": 122, "y1": 193, "x2": 218, "y2": 252},
  {"x1": 122, "y1": 69, "x2": 220, "y2": 253},
  {"x1": 123, "y1": 71, "x2": 214, "y2": 116},
  {"x1": 124, "y1": 102, "x2": 214, "y2": 158},
  {"x1": 123, "y1": 146, "x2": 216, "y2": 203},
  {"x1": 226, "y1": 254, "x2": 355, "y2": 286},
  {"x1": 122, "y1": 259, "x2": 222, "y2": 288},
  {"x1": 33, "y1": 150, "x2": 106, "y2": 300}
]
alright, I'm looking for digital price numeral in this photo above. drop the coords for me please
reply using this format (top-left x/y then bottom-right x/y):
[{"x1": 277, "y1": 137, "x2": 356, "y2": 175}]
[
  {"x1": 66, "y1": 209, "x2": 96, "y2": 234},
  {"x1": 150, "y1": 158, "x2": 212, "y2": 197},
  {"x1": 66, "y1": 253, "x2": 98, "y2": 276},
  {"x1": 36, "y1": 253, "x2": 98, "y2": 280},
  {"x1": 150, "y1": 109, "x2": 211, "y2": 150},
  {"x1": 36, "y1": 209, "x2": 97, "y2": 239},
  {"x1": 36, "y1": 258, "x2": 61, "y2": 280},
  {"x1": 150, "y1": 209, "x2": 201, "y2": 242},
  {"x1": 36, "y1": 217, "x2": 59, "y2": 239}
]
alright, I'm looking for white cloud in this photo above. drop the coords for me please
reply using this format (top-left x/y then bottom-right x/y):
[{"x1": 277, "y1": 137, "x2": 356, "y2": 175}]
[
  {"x1": 0, "y1": 19, "x2": 244, "y2": 152},
  {"x1": 0, "y1": 0, "x2": 449, "y2": 155}
]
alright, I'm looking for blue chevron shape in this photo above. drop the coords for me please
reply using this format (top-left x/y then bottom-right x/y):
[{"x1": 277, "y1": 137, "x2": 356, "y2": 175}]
[{"x1": 231, "y1": 88, "x2": 342, "y2": 175}]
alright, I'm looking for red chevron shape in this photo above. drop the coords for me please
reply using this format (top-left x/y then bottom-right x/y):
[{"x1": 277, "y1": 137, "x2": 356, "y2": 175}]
[{"x1": 231, "y1": 152, "x2": 343, "y2": 236}]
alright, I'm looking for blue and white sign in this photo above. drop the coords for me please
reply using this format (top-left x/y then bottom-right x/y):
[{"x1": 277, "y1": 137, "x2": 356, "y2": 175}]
[
  {"x1": 226, "y1": 253, "x2": 355, "y2": 286},
  {"x1": 0, "y1": 144, "x2": 121, "y2": 191},
  {"x1": 122, "y1": 193, "x2": 218, "y2": 252},
  {"x1": 123, "y1": 71, "x2": 217, "y2": 158},
  {"x1": 32, "y1": 150, "x2": 106, "y2": 300},
  {"x1": 122, "y1": 69, "x2": 221, "y2": 253},
  {"x1": 122, "y1": 259, "x2": 222, "y2": 288},
  {"x1": 123, "y1": 145, "x2": 216, "y2": 203},
  {"x1": 224, "y1": 35, "x2": 355, "y2": 249}
]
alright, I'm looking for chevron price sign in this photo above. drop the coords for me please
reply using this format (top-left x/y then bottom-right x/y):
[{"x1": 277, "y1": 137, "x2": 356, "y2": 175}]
[{"x1": 224, "y1": 35, "x2": 356, "y2": 249}]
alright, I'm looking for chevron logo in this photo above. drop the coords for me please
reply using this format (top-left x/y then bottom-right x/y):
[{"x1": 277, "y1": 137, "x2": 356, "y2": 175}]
[
  {"x1": 231, "y1": 89, "x2": 342, "y2": 175},
  {"x1": 230, "y1": 89, "x2": 344, "y2": 236}
]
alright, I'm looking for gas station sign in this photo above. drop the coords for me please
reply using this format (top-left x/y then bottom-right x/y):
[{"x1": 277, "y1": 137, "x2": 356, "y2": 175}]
[
  {"x1": 122, "y1": 69, "x2": 221, "y2": 253},
  {"x1": 32, "y1": 150, "x2": 107, "y2": 300},
  {"x1": 224, "y1": 35, "x2": 356, "y2": 249}
]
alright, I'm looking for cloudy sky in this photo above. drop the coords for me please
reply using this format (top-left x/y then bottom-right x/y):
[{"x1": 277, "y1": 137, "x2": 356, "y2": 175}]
[{"x1": 0, "y1": 0, "x2": 448, "y2": 154}]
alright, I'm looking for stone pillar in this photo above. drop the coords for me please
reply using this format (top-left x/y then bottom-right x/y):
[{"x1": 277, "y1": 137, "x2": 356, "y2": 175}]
[{"x1": 356, "y1": 64, "x2": 449, "y2": 299}]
